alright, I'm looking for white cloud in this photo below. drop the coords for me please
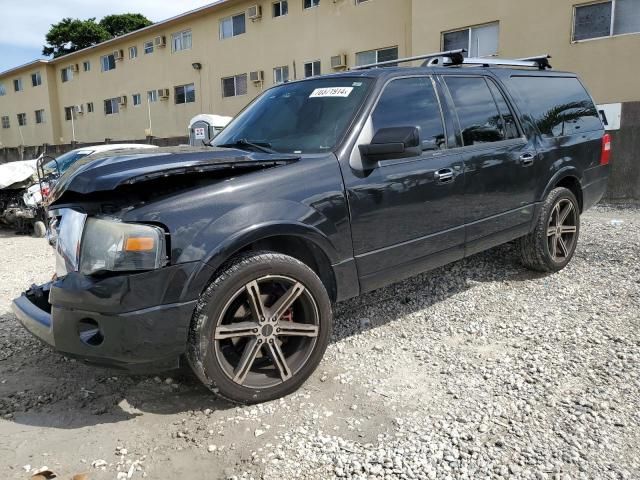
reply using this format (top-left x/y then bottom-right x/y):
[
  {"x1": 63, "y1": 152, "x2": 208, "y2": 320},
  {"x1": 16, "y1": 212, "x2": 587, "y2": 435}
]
[{"x1": 0, "y1": 0, "x2": 218, "y2": 50}]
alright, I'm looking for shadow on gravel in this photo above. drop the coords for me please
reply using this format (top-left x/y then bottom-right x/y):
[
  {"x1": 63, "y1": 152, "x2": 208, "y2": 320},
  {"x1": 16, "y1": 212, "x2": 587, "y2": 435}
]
[
  {"x1": 0, "y1": 227, "x2": 32, "y2": 239},
  {"x1": 332, "y1": 242, "x2": 549, "y2": 342},
  {"x1": 0, "y1": 351, "x2": 233, "y2": 429},
  {"x1": 1, "y1": 242, "x2": 547, "y2": 430}
]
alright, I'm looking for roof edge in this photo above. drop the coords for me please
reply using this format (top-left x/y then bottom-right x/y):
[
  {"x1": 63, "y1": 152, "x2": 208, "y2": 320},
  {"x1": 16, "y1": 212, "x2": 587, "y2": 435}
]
[
  {"x1": 0, "y1": 59, "x2": 49, "y2": 79},
  {"x1": 50, "y1": 0, "x2": 234, "y2": 64},
  {"x1": 1, "y1": 0, "x2": 238, "y2": 77}
]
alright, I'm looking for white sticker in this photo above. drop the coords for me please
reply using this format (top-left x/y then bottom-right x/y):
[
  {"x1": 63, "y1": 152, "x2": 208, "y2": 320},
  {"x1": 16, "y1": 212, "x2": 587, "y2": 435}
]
[
  {"x1": 194, "y1": 127, "x2": 206, "y2": 139},
  {"x1": 309, "y1": 87, "x2": 354, "y2": 98}
]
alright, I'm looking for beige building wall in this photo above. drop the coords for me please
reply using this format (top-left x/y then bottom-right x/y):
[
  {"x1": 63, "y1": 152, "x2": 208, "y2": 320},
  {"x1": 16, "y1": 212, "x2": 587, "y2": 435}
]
[
  {"x1": 411, "y1": 0, "x2": 640, "y2": 104},
  {"x1": 209, "y1": 0, "x2": 412, "y2": 114},
  {"x1": 0, "y1": 62, "x2": 58, "y2": 149}
]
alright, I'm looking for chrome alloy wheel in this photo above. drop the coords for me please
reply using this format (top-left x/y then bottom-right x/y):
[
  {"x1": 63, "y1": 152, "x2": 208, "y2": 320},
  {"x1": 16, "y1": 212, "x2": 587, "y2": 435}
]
[
  {"x1": 213, "y1": 275, "x2": 320, "y2": 389},
  {"x1": 547, "y1": 198, "x2": 578, "y2": 262}
]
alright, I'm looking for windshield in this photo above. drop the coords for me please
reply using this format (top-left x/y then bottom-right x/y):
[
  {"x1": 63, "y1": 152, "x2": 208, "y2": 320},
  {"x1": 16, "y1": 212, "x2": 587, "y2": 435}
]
[
  {"x1": 44, "y1": 150, "x2": 94, "y2": 175},
  {"x1": 213, "y1": 77, "x2": 373, "y2": 154}
]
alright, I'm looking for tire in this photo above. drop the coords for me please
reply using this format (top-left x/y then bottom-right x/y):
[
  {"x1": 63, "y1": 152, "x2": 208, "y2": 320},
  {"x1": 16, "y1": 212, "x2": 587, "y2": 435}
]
[
  {"x1": 186, "y1": 251, "x2": 333, "y2": 404},
  {"x1": 517, "y1": 187, "x2": 581, "y2": 272},
  {"x1": 33, "y1": 221, "x2": 47, "y2": 238}
]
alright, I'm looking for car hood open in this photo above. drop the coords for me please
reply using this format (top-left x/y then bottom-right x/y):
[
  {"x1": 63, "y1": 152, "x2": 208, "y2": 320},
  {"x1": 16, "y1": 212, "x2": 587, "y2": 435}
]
[{"x1": 49, "y1": 146, "x2": 300, "y2": 203}]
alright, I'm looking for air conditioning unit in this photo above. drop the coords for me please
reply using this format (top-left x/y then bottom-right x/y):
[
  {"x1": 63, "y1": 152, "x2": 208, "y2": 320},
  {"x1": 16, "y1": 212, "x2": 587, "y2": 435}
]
[
  {"x1": 70, "y1": 64, "x2": 79, "y2": 73},
  {"x1": 158, "y1": 88, "x2": 170, "y2": 99},
  {"x1": 249, "y1": 70, "x2": 264, "y2": 83},
  {"x1": 119, "y1": 95, "x2": 128, "y2": 106},
  {"x1": 154, "y1": 36, "x2": 167, "y2": 48},
  {"x1": 248, "y1": 5, "x2": 262, "y2": 20},
  {"x1": 113, "y1": 50, "x2": 124, "y2": 61},
  {"x1": 73, "y1": 104, "x2": 84, "y2": 114},
  {"x1": 331, "y1": 54, "x2": 347, "y2": 70}
]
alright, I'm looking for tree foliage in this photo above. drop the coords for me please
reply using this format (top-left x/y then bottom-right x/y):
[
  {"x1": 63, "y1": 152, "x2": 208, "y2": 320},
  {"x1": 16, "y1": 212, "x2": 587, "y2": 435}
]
[
  {"x1": 42, "y1": 14, "x2": 153, "y2": 58},
  {"x1": 99, "y1": 14, "x2": 152, "y2": 38},
  {"x1": 42, "y1": 18, "x2": 110, "y2": 58}
]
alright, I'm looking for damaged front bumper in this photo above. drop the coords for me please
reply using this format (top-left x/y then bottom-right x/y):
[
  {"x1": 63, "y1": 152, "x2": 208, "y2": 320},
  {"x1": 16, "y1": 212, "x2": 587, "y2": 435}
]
[
  {"x1": 12, "y1": 264, "x2": 202, "y2": 373},
  {"x1": 13, "y1": 284, "x2": 55, "y2": 345}
]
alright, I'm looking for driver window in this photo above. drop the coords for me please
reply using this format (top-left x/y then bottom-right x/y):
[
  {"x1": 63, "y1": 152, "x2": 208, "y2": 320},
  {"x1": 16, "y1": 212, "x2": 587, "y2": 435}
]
[{"x1": 372, "y1": 77, "x2": 446, "y2": 151}]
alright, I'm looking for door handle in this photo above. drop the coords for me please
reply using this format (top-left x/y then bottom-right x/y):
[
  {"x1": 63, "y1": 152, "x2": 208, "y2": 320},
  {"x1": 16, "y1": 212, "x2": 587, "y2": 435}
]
[
  {"x1": 434, "y1": 168, "x2": 455, "y2": 184},
  {"x1": 520, "y1": 152, "x2": 535, "y2": 166}
]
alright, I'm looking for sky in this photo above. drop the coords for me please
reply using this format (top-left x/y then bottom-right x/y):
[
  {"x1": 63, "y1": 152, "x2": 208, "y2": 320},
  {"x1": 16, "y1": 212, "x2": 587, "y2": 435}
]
[{"x1": 0, "y1": 0, "x2": 218, "y2": 72}]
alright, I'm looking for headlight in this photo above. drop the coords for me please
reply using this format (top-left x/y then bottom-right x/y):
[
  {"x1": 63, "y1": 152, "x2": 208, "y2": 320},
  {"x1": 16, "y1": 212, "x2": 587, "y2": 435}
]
[{"x1": 80, "y1": 218, "x2": 167, "y2": 275}]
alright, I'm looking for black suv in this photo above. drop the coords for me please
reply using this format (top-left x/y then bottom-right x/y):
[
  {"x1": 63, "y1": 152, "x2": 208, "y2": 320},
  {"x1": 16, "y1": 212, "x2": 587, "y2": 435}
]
[{"x1": 13, "y1": 57, "x2": 610, "y2": 404}]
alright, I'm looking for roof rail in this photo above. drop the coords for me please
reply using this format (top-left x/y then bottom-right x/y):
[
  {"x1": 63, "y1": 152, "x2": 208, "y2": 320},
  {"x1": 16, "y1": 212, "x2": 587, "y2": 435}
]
[
  {"x1": 350, "y1": 49, "x2": 466, "y2": 70},
  {"x1": 425, "y1": 54, "x2": 552, "y2": 70},
  {"x1": 516, "y1": 55, "x2": 553, "y2": 69},
  {"x1": 351, "y1": 50, "x2": 552, "y2": 71}
]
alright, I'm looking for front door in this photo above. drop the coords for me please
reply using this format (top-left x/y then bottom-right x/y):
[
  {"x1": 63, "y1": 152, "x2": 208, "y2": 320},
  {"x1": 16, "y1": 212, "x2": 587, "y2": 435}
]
[
  {"x1": 440, "y1": 75, "x2": 538, "y2": 254},
  {"x1": 344, "y1": 76, "x2": 466, "y2": 292}
]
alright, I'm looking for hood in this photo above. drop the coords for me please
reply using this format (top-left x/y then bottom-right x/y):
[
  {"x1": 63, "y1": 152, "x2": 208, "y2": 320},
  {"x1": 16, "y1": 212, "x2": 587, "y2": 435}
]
[
  {"x1": 49, "y1": 146, "x2": 300, "y2": 203},
  {"x1": 0, "y1": 159, "x2": 38, "y2": 190}
]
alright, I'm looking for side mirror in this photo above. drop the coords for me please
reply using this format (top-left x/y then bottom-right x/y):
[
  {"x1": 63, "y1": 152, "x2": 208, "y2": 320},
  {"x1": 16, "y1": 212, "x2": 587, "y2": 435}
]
[{"x1": 359, "y1": 126, "x2": 421, "y2": 162}]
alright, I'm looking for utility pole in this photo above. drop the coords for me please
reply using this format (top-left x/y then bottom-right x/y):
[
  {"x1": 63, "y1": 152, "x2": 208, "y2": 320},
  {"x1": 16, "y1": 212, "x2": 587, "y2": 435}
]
[
  {"x1": 70, "y1": 109, "x2": 77, "y2": 143},
  {"x1": 147, "y1": 94, "x2": 153, "y2": 137}
]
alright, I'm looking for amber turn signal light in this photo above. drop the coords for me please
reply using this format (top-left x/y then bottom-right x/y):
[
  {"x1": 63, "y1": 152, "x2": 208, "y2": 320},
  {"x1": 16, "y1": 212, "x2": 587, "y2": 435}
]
[{"x1": 125, "y1": 237, "x2": 156, "y2": 252}]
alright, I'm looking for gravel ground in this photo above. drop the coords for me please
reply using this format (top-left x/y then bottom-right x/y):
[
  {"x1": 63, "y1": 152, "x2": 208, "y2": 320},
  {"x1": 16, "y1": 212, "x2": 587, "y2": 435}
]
[{"x1": 0, "y1": 205, "x2": 638, "y2": 480}]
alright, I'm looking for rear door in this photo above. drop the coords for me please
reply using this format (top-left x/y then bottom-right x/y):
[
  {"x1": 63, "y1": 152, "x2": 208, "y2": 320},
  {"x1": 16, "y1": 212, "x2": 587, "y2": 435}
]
[
  {"x1": 440, "y1": 75, "x2": 538, "y2": 253},
  {"x1": 344, "y1": 75, "x2": 466, "y2": 291},
  {"x1": 506, "y1": 75, "x2": 604, "y2": 204}
]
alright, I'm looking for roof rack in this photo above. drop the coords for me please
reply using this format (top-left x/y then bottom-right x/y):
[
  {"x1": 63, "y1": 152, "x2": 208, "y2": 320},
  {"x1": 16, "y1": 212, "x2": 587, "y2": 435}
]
[
  {"x1": 351, "y1": 49, "x2": 552, "y2": 71},
  {"x1": 351, "y1": 49, "x2": 467, "y2": 70}
]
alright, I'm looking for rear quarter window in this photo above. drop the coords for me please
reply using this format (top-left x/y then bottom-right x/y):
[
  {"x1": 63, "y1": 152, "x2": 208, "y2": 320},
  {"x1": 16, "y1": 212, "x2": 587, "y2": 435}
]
[{"x1": 508, "y1": 76, "x2": 602, "y2": 138}]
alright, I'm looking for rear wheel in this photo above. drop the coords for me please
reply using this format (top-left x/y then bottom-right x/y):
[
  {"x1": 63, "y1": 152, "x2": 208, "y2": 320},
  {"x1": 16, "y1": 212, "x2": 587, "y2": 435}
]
[
  {"x1": 517, "y1": 187, "x2": 580, "y2": 272},
  {"x1": 186, "y1": 252, "x2": 332, "y2": 404}
]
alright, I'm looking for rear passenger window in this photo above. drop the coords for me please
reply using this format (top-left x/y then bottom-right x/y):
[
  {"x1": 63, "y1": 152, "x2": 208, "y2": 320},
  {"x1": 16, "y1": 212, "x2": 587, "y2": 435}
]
[
  {"x1": 444, "y1": 76, "x2": 507, "y2": 146},
  {"x1": 372, "y1": 77, "x2": 446, "y2": 151},
  {"x1": 486, "y1": 79, "x2": 520, "y2": 140},
  {"x1": 509, "y1": 76, "x2": 602, "y2": 138}
]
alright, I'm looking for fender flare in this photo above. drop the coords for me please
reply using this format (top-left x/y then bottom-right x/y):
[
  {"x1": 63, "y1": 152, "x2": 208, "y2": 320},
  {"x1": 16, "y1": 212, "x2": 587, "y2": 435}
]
[
  {"x1": 182, "y1": 221, "x2": 342, "y2": 301},
  {"x1": 540, "y1": 167, "x2": 583, "y2": 202},
  {"x1": 203, "y1": 221, "x2": 341, "y2": 270}
]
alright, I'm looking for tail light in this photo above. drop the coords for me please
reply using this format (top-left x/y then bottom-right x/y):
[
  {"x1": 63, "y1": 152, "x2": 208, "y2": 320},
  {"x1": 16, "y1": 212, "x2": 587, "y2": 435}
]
[{"x1": 601, "y1": 133, "x2": 611, "y2": 166}]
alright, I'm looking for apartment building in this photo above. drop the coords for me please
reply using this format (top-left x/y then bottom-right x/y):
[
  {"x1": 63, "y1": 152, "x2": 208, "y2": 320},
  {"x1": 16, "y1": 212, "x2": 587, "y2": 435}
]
[
  {"x1": 0, "y1": 0, "x2": 639, "y2": 150},
  {"x1": 0, "y1": 0, "x2": 411, "y2": 148},
  {"x1": 0, "y1": 61, "x2": 61, "y2": 148}
]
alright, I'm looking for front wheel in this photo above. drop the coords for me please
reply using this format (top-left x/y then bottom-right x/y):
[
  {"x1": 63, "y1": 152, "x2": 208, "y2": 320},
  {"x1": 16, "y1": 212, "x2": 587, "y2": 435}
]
[
  {"x1": 33, "y1": 221, "x2": 47, "y2": 238},
  {"x1": 186, "y1": 252, "x2": 333, "y2": 404},
  {"x1": 517, "y1": 187, "x2": 581, "y2": 272}
]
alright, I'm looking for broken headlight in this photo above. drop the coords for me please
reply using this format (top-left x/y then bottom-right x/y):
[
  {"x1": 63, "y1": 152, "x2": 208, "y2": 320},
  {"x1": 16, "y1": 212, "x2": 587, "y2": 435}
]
[{"x1": 79, "y1": 218, "x2": 167, "y2": 275}]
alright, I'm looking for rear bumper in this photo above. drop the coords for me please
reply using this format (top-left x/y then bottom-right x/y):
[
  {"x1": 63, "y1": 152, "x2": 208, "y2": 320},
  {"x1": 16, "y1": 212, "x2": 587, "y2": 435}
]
[{"x1": 12, "y1": 265, "x2": 201, "y2": 372}]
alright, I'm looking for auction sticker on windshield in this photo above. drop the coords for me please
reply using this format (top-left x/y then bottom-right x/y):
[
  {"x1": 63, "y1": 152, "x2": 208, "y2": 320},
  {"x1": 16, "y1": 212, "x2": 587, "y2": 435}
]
[{"x1": 309, "y1": 87, "x2": 353, "y2": 98}]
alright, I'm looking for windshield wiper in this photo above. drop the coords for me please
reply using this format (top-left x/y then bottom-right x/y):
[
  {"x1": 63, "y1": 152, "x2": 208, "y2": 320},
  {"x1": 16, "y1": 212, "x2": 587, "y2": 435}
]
[{"x1": 216, "y1": 139, "x2": 277, "y2": 154}]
